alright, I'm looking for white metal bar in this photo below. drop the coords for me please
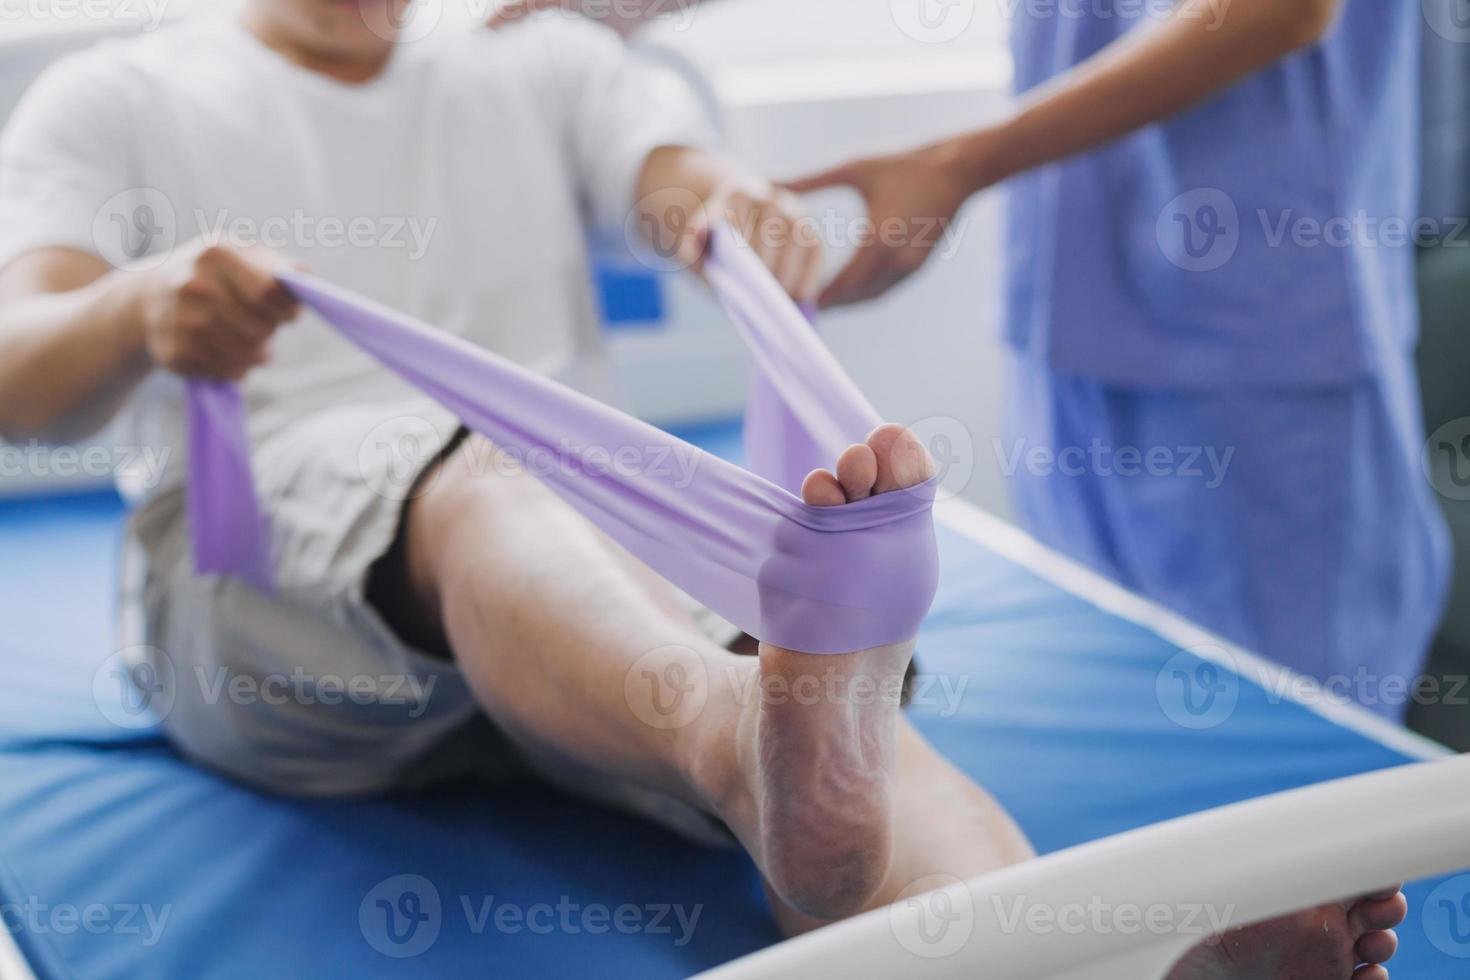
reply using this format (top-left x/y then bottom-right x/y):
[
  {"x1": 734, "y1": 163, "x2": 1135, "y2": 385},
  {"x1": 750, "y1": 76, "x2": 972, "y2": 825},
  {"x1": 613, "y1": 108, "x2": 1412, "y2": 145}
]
[{"x1": 701, "y1": 754, "x2": 1470, "y2": 980}]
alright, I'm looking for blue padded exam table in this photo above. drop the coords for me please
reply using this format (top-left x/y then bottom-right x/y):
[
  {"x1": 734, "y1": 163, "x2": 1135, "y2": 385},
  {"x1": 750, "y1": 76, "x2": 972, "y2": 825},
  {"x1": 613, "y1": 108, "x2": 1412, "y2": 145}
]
[{"x1": 0, "y1": 421, "x2": 1462, "y2": 979}]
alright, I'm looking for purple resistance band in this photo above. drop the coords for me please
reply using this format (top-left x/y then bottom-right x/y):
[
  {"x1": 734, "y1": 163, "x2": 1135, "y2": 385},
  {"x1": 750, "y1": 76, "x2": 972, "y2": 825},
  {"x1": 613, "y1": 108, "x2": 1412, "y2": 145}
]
[{"x1": 186, "y1": 224, "x2": 939, "y2": 654}]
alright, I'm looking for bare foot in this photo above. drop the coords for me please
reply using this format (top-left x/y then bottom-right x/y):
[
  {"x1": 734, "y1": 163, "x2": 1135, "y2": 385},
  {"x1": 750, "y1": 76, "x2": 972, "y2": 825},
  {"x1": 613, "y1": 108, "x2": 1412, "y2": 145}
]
[
  {"x1": 714, "y1": 422, "x2": 1409, "y2": 977},
  {"x1": 736, "y1": 424, "x2": 936, "y2": 919},
  {"x1": 1167, "y1": 889, "x2": 1407, "y2": 980}
]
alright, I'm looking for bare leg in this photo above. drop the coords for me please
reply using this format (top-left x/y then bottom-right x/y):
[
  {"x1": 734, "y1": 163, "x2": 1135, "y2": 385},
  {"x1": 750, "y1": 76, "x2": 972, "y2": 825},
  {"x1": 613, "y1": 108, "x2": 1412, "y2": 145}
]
[
  {"x1": 397, "y1": 427, "x2": 1405, "y2": 973},
  {"x1": 399, "y1": 433, "x2": 749, "y2": 817},
  {"x1": 399, "y1": 426, "x2": 947, "y2": 919}
]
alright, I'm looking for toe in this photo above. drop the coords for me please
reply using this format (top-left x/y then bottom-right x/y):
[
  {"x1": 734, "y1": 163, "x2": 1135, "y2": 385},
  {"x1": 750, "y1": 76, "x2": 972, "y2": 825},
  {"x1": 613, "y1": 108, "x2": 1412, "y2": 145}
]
[
  {"x1": 800, "y1": 468, "x2": 847, "y2": 507},
  {"x1": 866, "y1": 423, "x2": 936, "y2": 494},
  {"x1": 1351, "y1": 965, "x2": 1388, "y2": 980},
  {"x1": 1350, "y1": 893, "x2": 1407, "y2": 934},
  {"x1": 1355, "y1": 928, "x2": 1398, "y2": 965},
  {"x1": 834, "y1": 443, "x2": 878, "y2": 502}
]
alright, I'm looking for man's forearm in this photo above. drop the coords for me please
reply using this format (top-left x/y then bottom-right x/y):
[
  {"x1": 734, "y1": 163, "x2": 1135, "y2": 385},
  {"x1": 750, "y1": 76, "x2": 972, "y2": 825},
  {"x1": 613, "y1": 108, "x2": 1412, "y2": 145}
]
[
  {"x1": 635, "y1": 144, "x2": 824, "y2": 302},
  {"x1": 633, "y1": 144, "x2": 737, "y2": 264},
  {"x1": 0, "y1": 271, "x2": 151, "y2": 442},
  {"x1": 636, "y1": 145, "x2": 727, "y2": 212},
  {"x1": 941, "y1": 0, "x2": 1341, "y2": 193}
]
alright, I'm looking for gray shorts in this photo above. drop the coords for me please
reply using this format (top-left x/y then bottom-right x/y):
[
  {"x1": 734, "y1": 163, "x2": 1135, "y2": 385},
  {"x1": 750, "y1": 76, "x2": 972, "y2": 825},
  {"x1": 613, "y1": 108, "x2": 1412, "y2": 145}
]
[{"x1": 119, "y1": 398, "x2": 740, "y2": 846}]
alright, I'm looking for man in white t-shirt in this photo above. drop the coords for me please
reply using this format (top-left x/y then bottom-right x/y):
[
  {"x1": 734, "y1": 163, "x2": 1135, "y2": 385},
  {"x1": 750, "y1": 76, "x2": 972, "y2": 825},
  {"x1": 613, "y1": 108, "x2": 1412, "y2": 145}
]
[{"x1": 0, "y1": 2, "x2": 1408, "y2": 969}]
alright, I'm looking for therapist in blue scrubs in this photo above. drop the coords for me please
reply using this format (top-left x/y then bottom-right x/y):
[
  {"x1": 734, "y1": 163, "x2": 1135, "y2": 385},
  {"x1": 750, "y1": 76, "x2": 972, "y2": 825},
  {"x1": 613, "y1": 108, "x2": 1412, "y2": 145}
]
[{"x1": 788, "y1": 0, "x2": 1452, "y2": 718}]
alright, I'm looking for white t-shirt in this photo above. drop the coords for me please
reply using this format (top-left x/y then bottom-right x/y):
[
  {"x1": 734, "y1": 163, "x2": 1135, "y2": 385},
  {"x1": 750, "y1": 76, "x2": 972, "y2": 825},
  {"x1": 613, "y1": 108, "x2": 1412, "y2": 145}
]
[{"x1": 0, "y1": 14, "x2": 711, "y2": 500}]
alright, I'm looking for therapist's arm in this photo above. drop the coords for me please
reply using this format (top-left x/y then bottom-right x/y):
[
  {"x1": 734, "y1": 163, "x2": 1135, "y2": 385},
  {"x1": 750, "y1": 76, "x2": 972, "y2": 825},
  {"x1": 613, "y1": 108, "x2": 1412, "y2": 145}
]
[
  {"x1": 790, "y1": 0, "x2": 1345, "y2": 307},
  {"x1": 636, "y1": 145, "x2": 825, "y2": 304},
  {"x1": 0, "y1": 244, "x2": 296, "y2": 443}
]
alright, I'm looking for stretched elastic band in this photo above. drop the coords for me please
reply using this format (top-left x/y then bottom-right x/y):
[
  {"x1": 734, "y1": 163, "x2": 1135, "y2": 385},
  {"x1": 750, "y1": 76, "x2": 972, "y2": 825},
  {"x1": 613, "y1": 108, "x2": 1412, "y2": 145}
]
[{"x1": 186, "y1": 224, "x2": 938, "y2": 653}]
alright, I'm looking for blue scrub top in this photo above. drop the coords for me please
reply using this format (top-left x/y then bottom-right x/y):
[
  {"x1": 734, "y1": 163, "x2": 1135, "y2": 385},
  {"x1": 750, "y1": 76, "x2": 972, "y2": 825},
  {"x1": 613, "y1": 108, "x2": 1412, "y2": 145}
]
[{"x1": 1005, "y1": 0, "x2": 1423, "y2": 389}]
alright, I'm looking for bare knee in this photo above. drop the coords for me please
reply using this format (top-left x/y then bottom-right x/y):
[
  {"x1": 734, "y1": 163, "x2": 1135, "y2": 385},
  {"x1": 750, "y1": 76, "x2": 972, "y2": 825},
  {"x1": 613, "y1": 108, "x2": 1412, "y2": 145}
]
[{"x1": 400, "y1": 435, "x2": 549, "y2": 615}]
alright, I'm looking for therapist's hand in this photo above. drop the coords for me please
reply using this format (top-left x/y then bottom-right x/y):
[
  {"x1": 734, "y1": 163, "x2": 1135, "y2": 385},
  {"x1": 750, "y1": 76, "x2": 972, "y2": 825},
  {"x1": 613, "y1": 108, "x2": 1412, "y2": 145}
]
[
  {"x1": 135, "y1": 241, "x2": 299, "y2": 381},
  {"x1": 786, "y1": 143, "x2": 980, "y2": 308}
]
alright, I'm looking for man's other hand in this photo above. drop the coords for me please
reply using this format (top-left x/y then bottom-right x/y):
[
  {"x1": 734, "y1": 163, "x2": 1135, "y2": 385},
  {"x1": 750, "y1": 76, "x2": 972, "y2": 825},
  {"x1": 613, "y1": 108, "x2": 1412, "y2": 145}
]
[{"x1": 137, "y1": 242, "x2": 299, "y2": 381}]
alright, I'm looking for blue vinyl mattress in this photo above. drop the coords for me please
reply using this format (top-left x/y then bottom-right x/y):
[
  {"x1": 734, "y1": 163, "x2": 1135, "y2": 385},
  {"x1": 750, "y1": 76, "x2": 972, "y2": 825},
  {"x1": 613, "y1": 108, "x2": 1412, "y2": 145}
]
[{"x1": 0, "y1": 422, "x2": 1462, "y2": 978}]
